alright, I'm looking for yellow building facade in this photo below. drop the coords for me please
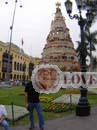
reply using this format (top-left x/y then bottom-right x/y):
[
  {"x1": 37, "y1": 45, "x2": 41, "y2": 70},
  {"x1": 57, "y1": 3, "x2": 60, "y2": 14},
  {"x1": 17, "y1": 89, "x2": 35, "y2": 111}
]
[{"x1": 0, "y1": 41, "x2": 40, "y2": 80}]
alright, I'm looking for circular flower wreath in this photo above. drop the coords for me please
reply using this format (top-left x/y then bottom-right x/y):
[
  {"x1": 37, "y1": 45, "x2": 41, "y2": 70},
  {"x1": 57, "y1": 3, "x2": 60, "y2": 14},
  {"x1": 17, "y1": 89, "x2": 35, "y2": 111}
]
[{"x1": 31, "y1": 64, "x2": 63, "y2": 94}]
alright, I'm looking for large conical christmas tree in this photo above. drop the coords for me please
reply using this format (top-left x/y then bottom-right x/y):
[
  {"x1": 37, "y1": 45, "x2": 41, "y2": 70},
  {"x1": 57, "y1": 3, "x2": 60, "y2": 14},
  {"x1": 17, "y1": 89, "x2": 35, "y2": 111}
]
[{"x1": 41, "y1": 2, "x2": 80, "y2": 71}]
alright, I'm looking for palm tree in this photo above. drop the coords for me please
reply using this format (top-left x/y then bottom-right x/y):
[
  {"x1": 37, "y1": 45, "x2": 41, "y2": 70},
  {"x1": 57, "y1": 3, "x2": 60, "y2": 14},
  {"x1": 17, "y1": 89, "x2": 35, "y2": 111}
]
[
  {"x1": 92, "y1": 57, "x2": 97, "y2": 71},
  {"x1": 76, "y1": 30, "x2": 97, "y2": 71}
]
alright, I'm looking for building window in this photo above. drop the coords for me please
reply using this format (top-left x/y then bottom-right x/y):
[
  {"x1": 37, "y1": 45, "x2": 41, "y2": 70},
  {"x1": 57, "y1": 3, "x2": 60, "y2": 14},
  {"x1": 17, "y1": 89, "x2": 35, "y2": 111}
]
[
  {"x1": 20, "y1": 63, "x2": 22, "y2": 71},
  {"x1": 14, "y1": 62, "x2": 16, "y2": 70},
  {"x1": 17, "y1": 75, "x2": 19, "y2": 79},
  {"x1": 14, "y1": 74, "x2": 16, "y2": 79},
  {"x1": 23, "y1": 63, "x2": 26, "y2": 72},
  {"x1": 64, "y1": 56, "x2": 67, "y2": 60},
  {"x1": 62, "y1": 56, "x2": 64, "y2": 59},
  {"x1": 17, "y1": 63, "x2": 19, "y2": 71},
  {"x1": 64, "y1": 46, "x2": 67, "y2": 48},
  {"x1": 71, "y1": 56, "x2": 74, "y2": 60}
]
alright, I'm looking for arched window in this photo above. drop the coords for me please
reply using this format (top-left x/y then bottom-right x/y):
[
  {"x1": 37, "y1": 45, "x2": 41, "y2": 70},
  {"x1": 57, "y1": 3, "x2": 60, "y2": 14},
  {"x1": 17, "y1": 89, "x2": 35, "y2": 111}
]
[
  {"x1": 20, "y1": 75, "x2": 21, "y2": 79},
  {"x1": 64, "y1": 56, "x2": 67, "y2": 60},
  {"x1": 20, "y1": 63, "x2": 21, "y2": 71},
  {"x1": 14, "y1": 74, "x2": 16, "y2": 79},
  {"x1": 71, "y1": 56, "x2": 74, "y2": 60},
  {"x1": 17, "y1": 63, "x2": 19, "y2": 71},
  {"x1": 14, "y1": 62, "x2": 16, "y2": 70},
  {"x1": 17, "y1": 75, "x2": 19, "y2": 79},
  {"x1": 23, "y1": 63, "x2": 26, "y2": 72}
]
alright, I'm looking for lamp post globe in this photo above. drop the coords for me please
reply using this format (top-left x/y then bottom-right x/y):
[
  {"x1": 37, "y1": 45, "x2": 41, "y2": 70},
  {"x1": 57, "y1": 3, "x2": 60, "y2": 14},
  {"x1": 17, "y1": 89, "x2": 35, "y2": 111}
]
[{"x1": 65, "y1": 0, "x2": 72, "y2": 14}]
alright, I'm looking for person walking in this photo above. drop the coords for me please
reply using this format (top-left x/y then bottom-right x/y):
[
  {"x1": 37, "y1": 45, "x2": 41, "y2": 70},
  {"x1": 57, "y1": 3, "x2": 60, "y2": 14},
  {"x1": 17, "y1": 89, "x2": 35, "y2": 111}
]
[
  {"x1": 25, "y1": 81, "x2": 44, "y2": 130},
  {"x1": 0, "y1": 105, "x2": 11, "y2": 130}
]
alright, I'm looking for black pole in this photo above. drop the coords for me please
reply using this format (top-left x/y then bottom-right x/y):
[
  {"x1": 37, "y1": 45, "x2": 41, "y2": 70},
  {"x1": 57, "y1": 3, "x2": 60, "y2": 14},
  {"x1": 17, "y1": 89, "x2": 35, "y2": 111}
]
[
  {"x1": 76, "y1": 13, "x2": 90, "y2": 116},
  {"x1": 7, "y1": 0, "x2": 18, "y2": 80},
  {"x1": 11, "y1": 102, "x2": 15, "y2": 125},
  {"x1": 69, "y1": 93, "x2": 72, "y2": 111}
]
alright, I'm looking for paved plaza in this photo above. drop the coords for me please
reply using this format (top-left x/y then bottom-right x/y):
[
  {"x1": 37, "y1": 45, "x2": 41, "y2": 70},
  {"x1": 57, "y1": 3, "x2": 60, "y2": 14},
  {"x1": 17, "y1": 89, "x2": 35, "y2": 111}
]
[
  {"x1": 9, "y1": 106, "x2": 97, "y2": 130},
  {"x1": 0, "y1": 106, "x2": 97, "y2": 130}
]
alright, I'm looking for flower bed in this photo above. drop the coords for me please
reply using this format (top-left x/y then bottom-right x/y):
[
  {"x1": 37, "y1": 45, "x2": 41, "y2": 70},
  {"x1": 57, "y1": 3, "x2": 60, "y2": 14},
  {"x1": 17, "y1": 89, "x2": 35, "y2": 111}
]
[
  {"x1": 40, "y1": 95, "x2": 54, "y2": 103},
  {"x1": 43, "y1": 103, "x2": 74, "y2": 113}
]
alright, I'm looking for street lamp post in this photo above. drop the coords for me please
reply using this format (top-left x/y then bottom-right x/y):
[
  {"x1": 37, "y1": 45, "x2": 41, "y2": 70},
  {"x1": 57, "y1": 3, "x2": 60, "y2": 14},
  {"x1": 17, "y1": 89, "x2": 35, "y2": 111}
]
[
  {"x1": 6, "y1": 0, "x2": 22, "y2": 80},
  {"x1": 64, "y1": 0, "x2": 94, "y2": 116}
]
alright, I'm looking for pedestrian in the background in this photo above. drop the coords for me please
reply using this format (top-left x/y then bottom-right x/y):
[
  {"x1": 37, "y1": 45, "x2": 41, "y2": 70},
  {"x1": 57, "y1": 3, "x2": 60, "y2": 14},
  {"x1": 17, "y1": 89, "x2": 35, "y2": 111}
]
[
  {"x1": 0, "y1": 105, "x2": 10, "y2": 130},
  {"x1": 24, "y1": 81, "x2": 44, "y2": 130}
]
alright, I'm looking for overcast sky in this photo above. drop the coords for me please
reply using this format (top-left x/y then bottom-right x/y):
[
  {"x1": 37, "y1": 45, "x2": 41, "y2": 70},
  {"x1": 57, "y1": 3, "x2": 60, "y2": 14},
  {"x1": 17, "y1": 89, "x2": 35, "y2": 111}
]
[{"x1": 0, "y1": 0, "x2": 97, "y2": 58}]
